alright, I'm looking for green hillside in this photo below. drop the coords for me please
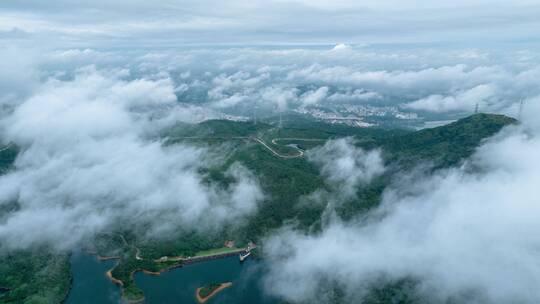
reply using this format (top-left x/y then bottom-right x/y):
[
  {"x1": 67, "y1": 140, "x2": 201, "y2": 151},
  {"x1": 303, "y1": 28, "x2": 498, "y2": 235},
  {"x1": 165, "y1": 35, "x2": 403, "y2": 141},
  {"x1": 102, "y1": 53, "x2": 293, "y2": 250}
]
[
  {"x1": 383, "y1": 113, "x2": 517, "y2": 168},
  {"x1": 0, "y1": 113, "x2": 517, "y2": 303},
  {"x1": 0, "y1": 251, "x2": 70, "y2": 304}
]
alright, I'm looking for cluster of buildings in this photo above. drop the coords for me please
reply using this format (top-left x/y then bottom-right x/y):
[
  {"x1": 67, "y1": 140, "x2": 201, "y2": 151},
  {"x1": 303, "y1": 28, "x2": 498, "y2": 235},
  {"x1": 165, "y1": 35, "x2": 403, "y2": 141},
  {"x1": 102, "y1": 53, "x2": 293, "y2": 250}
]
[{"x1": 294, "y1": 104, "x2": 418, "y2": 127}]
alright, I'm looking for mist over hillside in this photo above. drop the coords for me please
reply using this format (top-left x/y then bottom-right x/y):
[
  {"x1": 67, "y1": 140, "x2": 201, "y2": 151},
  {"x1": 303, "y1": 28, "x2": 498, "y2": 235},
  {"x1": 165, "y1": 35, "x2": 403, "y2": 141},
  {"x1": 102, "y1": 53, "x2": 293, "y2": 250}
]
[{"x1": 1, "y1": 1, "x2": 540, "y2": 303}]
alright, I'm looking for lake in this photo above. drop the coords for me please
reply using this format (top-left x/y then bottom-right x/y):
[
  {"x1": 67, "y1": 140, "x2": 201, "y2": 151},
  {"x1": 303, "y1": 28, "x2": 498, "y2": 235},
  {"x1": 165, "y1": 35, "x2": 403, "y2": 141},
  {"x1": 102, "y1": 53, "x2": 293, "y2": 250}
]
[
  {"x1": 65, "y1": 252, "x2": 121, "y2": 304},
  {"x1": 66, "y1": 253, "x2": 279, "y2": 304}
]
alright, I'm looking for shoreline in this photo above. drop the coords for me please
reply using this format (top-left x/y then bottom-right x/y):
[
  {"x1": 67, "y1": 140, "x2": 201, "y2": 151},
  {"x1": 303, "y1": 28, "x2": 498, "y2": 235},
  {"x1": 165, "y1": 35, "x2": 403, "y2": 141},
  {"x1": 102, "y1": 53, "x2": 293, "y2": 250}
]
[
  {"x1": 195, "y1": 282, "x2": 233, "y2": 304},
  {"x1": 106, "y1": 270, "x2": 124, "y2": 286},
  {"x1": 59, "y1": 274, "x2": 73, "y2": 304},
  {"x1": 106, "y1": 269, "x2": 146, "y2": 304},
  {"x1": 97, "y1": 246, "x2": 251, "y2": 303},
  {"x1": 98, "y1": 255, "x2": 120, "y2": 261},
  {"x1": 105, "y1": 261, "x2": 184, "y2": 303},
  {"x1": 183, "y1": 248, "x2": 246, "y2": 265}
]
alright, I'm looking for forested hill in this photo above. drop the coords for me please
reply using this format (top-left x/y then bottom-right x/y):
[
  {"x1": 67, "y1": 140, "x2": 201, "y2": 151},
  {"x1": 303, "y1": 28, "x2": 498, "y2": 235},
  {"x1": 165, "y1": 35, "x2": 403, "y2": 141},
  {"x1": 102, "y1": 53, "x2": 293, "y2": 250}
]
[
  {"x1": 0, "y1": 113, "x2": 517, "y2": 304},
  {"x1": 338, "y1": 113, "x2": 517, "y2": 220},
  {"x1": 382, "y1": 113, "x2": 517, "y2": 168}
]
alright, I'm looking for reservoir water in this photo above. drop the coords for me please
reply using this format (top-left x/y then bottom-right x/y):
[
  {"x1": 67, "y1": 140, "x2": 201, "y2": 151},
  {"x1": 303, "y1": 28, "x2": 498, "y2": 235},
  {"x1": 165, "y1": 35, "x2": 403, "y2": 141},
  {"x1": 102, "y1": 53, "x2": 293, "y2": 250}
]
[
  {"x1": 67, "y1": 253, "x2": 279, "y2": 304},
  {"x1": 65, "y1": 253, "x2": 121, "y2": 304}
]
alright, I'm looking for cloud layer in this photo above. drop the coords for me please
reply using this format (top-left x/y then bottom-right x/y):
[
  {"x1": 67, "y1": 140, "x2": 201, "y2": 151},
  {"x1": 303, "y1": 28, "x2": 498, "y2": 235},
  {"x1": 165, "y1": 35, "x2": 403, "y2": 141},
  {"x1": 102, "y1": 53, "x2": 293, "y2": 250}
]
[
  {"x1": 263, "y1": 110, "x2": 540, "y2": 303},
  {"x1": 10, "y1": 45, "x2": 535, "y2": 120},
  {"x1": 1, "y1": 1, "x2": 540, "y2": 46},
  {"x1": 0, "y1": 64, "x2": 263, "y2": 250},
  {"x1": 1, "y1": 43, "x2": 539, "y2": 302},
  {"x1": 307, "y1": 138, "x2": 384, "y2": 199}
]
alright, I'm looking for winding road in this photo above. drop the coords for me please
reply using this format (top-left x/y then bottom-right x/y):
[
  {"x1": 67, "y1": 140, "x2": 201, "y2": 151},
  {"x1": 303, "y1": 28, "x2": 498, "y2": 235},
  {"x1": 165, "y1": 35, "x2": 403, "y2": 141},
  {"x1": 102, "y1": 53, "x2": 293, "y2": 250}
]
[
  {"x1": 270, "y1": 138, "x2": 326, "y2": 145},
  {"x1": 168, "y1": 136, "x2": 325, "y2": 159},
  {"x1": 251, "y1": 137, "x2": 304, "y2": 158}
]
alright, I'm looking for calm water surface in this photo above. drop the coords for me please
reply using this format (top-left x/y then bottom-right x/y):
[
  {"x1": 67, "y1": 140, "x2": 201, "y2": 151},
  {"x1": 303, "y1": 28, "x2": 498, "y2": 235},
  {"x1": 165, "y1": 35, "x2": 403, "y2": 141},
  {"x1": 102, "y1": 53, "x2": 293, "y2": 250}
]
[
  {"x1": 67, "y1": 253, "x2": 279, "y2": 304},
  {"x1": 135, "y1": 256, "x2": 279, "y2": 304},
  {"x1": 66, "y1": 252, "x2": 121, "y2": 304}
]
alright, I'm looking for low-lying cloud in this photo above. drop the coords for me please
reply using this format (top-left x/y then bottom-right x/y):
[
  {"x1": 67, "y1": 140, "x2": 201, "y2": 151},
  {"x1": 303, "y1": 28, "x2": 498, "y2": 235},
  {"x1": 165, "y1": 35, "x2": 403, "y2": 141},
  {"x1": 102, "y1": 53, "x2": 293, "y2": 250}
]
[
  {"x1": 405, "y1": 84, "x2": 496, "y2": 113},
  {"x1": 3, "y1": 46, "x2": 538, "y2": 121},
  {"x1": 263, "y1": 110, "x2": 540, "y2": 303},
  {"x1": 307, "y1": 138, "x2": 384, "y2": 199},
  {"x1": 0, "y1": 66, "x2": 264, "y2": 250}
]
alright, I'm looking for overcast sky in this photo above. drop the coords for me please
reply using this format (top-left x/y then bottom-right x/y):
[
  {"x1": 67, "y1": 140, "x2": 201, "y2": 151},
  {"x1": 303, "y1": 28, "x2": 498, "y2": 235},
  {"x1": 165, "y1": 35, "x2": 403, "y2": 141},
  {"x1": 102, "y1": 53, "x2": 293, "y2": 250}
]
[
  {"x1": 2, "y1": 3, "x2": 540, "y2": 302},
  {"x1": 2, "y1": 0, "x2": 540, "y2": 47}
]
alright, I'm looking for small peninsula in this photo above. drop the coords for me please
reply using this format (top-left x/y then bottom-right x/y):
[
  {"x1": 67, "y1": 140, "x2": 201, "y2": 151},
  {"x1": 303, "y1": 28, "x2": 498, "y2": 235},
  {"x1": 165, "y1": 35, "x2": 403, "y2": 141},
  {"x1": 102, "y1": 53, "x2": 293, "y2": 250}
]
[{"x1": 195, "y1": 282, "x2": 233, "y2": 303}]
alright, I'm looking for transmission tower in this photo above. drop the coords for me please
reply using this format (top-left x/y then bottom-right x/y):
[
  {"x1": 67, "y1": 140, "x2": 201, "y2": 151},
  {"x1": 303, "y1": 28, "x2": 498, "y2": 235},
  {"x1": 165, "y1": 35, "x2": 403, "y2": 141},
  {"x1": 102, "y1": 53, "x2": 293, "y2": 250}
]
[{"x1": 474, "y1": 102, "x2": 479, "y2": 114}]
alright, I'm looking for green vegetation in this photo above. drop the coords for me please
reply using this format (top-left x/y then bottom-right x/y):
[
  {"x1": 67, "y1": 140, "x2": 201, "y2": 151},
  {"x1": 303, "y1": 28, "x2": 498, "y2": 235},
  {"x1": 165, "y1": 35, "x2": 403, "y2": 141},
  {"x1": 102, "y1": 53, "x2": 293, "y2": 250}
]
[
  {"x1": 165, "y1": 119, "x2": 271, "y2": 141},
  {"x1": 361, "y1": 279, "x2": 421, "y2": 304},
  {"x1": 1, "y1": 145, "x2": 72, "y2": 304},
  {"x1": 337, "y1": 113, "x2": 517, "y2": 219},
  {"x1": 382, "y1": 113, "x2": 517, "y2": 169},
  {"x1": 131, "y1": 231, "x2": 224, "y2": 260},
  {"x1": 108, "y1": 251, "x2": 185, "y2": 302},
  {"x1": 158, "y1": 113, "x2": 518, "y2": 239},
  {"x1": 110, "y1": 257, "x2": 162, "y2": 302},
  {"x1": 198, "y1": 283, "x2": 222, "y2": 298},
  {"x1": 193, "y1": 247, "x2": 241, "y2": 257},
  {"x1": 0, "y1": 250, "x2": 70, "y2": 304},
  {"x1": 0, "y1": 113, "x2": 517, "y2": 303},
  {"x1": 85, "y1": 233, "x2": 183, "y2": 302}
]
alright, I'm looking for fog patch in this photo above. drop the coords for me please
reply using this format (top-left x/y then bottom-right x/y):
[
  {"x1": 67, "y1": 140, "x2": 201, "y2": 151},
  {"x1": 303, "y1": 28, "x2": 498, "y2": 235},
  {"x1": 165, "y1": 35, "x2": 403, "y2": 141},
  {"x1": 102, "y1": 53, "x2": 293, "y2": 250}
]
[
  {"x1": 0, "y1": 67, "x2": 263, "y2": 251},
  {"x1": 264, "y1": 119, "x2": 540, "y2": 303},
  {"x1": 307, "y1": 138, "x2": 384, "y2": 200}
]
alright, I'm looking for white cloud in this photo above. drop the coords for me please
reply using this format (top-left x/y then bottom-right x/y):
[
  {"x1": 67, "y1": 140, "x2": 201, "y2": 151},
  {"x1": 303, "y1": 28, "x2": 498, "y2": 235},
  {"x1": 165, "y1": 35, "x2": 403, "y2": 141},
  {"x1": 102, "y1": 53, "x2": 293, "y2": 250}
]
[
  {"x1": 261, "y1": 86, "x2": 298, "y2": 111},
  {"x1": 3, "y1": 46, "x2": 538, "y2": 121},
  {"x1": 307, "y1": 138, "x2": 385, "y2": 199},
  {"x1": 2, "y1": 1, "x2": 539, "y2": 46},
  {"x1": 330, "y1": 43, "x2": 351, "y2": 51},
  {"x1": 0, "y1": 47, "x2": 40, "y2": 111},
  {"x1": 287, "y1": 64, "x2": 506, "y2": 94},
  {"x1": 327, "y1": 89, "x2": 381, "y2": 103},
  {"x1": 264, "y1": 115, "x2": 540, "y2": 303},
  {"x1": 300, "y1": 86, "x2": 329, "y2": 106},
  {"x1": 0, "y1": 67, "x2": 264, "y2": 250},
  {"x1": 405, "y1": 84, "x2": 496, "y2": 113}
]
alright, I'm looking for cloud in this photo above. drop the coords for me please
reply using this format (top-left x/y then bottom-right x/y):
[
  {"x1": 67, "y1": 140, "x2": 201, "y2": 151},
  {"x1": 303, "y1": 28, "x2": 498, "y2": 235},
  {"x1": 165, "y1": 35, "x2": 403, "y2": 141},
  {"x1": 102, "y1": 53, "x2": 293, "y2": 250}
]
[
  {"x1": 405, "y1": 84, "x2": 496, "y2": 113},
  {"x1": 287, "y1": 64, "x2": 504, "y2": 94},
  {"x1": 0, "y1": 25, "x2": 539, "y2": 302},
  {"x1": 0, "y1": 66, "x2": 264, "y2": 250},
  {"x1": 307, "y1": 138, "x2": 385, "y2": 199},
  {"x1": 1, "y1": 44, "x2": 539, "y2": 256},
  {"x1": 263, "y1": 112, "x2": 540, "y2": 303},
  {"x1": 327, "y1": 89, "x2": 381, "y2": 103},
  {"x1": 330, "y1": 43, "x2": 351, "y2": 51},
  {"x1": 129, "y1": 47, "x2": 540, "y2": 117},
  {"x1": 261, "y1": 86, "x2": 298, "y2": 111},
  {"x1": 1, "y1": 1, "x2": 540, "y2": 46},
  {"x1": 0, "y1": 47, "x2": 40, "y2": 112},
  {"x1": 300, "y1": 86, "x2": 329, "y2": 106},
  {"x1": 8, "y1": 46, "x2": 536, "y2": 119}
]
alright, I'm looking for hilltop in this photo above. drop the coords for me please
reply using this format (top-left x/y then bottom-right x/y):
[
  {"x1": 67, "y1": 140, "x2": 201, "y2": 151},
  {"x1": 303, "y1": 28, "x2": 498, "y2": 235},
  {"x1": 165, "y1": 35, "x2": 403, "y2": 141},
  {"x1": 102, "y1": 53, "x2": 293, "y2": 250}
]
[{"x1": 0, "y1": 113, "x2": 517, "y2": 303}]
